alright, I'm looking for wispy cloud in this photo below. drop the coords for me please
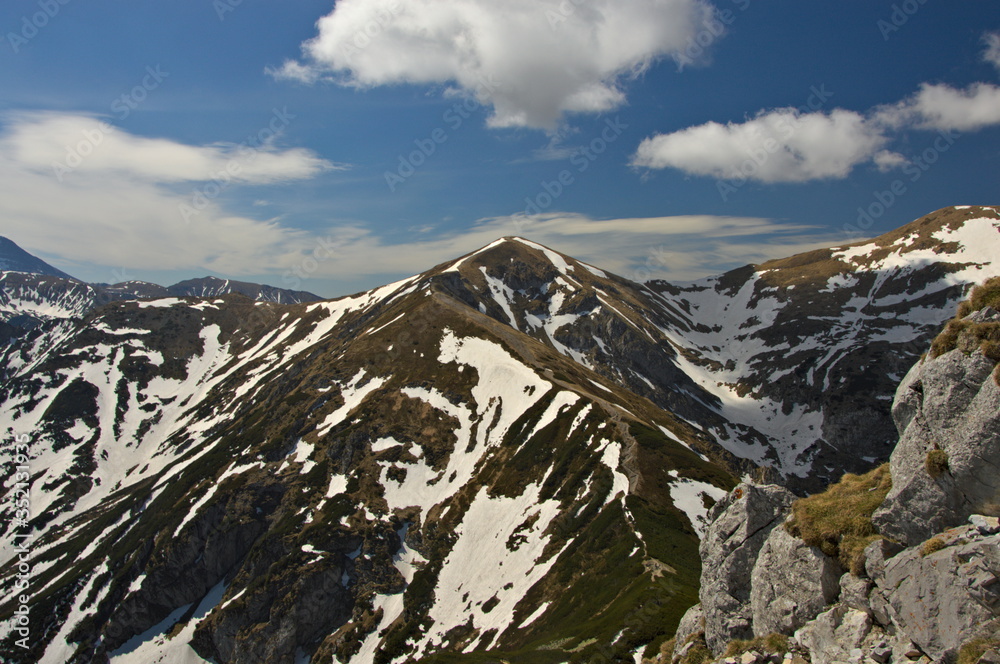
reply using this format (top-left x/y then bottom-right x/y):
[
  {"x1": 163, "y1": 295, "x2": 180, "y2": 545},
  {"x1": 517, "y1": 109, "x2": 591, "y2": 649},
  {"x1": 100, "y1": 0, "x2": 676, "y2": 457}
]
[
  {"x1": 0, "y1": 112, "x2": 339, "y2": 276},
  {"x1": 269, "y1": 0, "x2": 715, "y2": 131},
  {"x1": 1, "y1": 112, "x2": 835, "y2": 288},
  {"x1": 282, "y1": 212, "x2": 840, "y2": 283},
  {"x1": 983, "y1": 31, "x2": 1000, "y2": 74}
]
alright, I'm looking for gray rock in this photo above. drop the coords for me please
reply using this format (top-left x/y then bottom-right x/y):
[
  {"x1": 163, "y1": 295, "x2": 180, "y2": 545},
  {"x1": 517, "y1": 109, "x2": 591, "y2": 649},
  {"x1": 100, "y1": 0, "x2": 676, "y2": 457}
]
[
  {"x1": 867, "y1": 587, "x2": 893, "y2": 628},
  {"x1": 699, "y1": 483, "x2": 796, "y2": 654},
  {"x1": 839, "y1": 573, "x2": 873, "y2": 615},
  {"x1": 966, "y1": 306, "x2": 1000, "y2": 323},
  {"x1": 980, "y1": 649, "x2": 1000, "y2": 664},
  {"x1": 971, "y1": 514, "x2": 1000, "y2": 535},
  {"x1": 879, "y1": 529, "x2": 1000, "y2": 660},
  {"x1": 873, "y1": 347, "x2": 1000, "y2": 547},
  {"x1": 863, "y1": 539, "x2": 905, "y2": 582},
  {"x1": 890, "y1": 360, "x2": 924, "y2": 436},
  {"x1": 794, "y1": 605, "x2": 872, "y2": 664},
  {"x1": 869, "y1": 643, "x2": 892, "y2": 663},
  {"x1": 751, "y1": 525, "x2": 842, "y2": 636},
  {"x1": 673, "y1": 604, "x2": 704, "y2": 659}
]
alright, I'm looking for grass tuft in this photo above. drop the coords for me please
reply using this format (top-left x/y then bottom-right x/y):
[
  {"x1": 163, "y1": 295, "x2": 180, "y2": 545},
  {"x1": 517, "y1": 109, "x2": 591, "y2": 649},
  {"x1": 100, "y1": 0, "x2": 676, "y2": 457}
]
[
  {"x1": 677, "y1": 632, "x2": 712, "y2": 664},
  {"x1": 785, "y1": 464, "x2": 892, "y2": 574},
  {"x1": 920, "y1": 536, "x2": 947, "y2": 557},
  {"x1": 723, "y1": 633, "x2": 790, "y2": 657},
  {"x1": 925, "y1": 449, "x2": 949, "y2": 478},
  {"x1": 931, "y1": 277, "x2": 1000, "y2": 363},
  {"x1": 958, "y1": 638, "x2": 1000, "y2": 664}
]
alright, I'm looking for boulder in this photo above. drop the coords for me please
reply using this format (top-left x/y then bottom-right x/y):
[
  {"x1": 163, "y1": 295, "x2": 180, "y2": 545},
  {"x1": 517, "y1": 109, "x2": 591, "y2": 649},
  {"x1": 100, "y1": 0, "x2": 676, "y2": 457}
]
[
  {"x1": 672, "y1": 604, "x2": 704, "y2": 660},
  {"x1": 794, "y1": 605, "x2": 871, "y2": 664},
  {"x1": 699, "y1": 483, "x2": 796, "y2": 654},
  {"x1": 873, "y1": 342, "x2": 1000, "y2": 547},
  {"x1": 877, "y1": 526, "x2": 1000, "y2": 660},
  {"x1": 750, "y1": 525, "x2": 842, "y2": 636}
]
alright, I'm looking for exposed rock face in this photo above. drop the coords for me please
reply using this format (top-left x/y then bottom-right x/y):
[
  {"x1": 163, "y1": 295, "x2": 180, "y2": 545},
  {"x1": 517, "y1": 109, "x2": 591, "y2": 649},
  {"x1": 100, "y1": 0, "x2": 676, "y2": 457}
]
[
  {"x1": 698, "y1": 483, "x2": 795, "y2": 654},
  {"x1": 873, "y1": 337, "x2": 1000, "y2": 546},
  {"x1": 874, "y1": 524, "x2": 1000, "y2": 660},
  {"x1": 750, "y1": 525, "x2": 842, "y2": 637}
]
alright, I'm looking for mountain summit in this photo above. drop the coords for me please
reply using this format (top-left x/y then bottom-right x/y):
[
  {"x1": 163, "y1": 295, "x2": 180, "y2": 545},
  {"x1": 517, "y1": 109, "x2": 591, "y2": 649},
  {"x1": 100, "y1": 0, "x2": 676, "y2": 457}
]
[{"x1": 0, "y1": 236, "x2": 75, "y2": 280}]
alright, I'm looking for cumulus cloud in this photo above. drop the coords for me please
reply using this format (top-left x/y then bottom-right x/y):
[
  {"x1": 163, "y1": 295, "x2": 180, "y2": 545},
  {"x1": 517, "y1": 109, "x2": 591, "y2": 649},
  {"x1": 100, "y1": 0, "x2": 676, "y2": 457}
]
[
  {"x1": 0, "y1": 112, "x2": 339, "y2": 277},
  {"x1": 633, "y1": 28, "x2": 1000, "y2": 184},
  {"x1": 632, "y1": 109, "x2": 888, "y2": 183},
  {"x1": 635, "y1": 80, "x2": 1000, "y2": 183},
  {"x1": 271, "y1": 0, "x2": 715, "y2": 130},
  {"x1": 889, "y1": 82, "x2": 1000, "y2": 132}
]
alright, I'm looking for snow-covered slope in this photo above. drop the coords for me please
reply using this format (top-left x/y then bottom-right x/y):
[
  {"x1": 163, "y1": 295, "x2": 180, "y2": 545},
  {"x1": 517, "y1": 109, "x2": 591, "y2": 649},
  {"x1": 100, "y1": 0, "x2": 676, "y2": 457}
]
[
  {"x1": 426, "y1": 206, "x2": 1000, "y2": 491},
  {"x1": 647, "y1": 205, "x2": 1000, "y2": 488},
  {"x1": 0, "y1": 270, "x2": 320, "y2": 351},
  {"x1": 0, "y1": 271, "x2": 728, "y2": 663}
]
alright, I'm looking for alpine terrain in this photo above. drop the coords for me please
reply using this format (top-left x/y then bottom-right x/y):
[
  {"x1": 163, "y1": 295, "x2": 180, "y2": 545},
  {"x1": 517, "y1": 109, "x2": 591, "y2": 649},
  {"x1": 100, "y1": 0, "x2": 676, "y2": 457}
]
[
  {"x1": 0, "y1": 205, "x2": 998, "y2": 663},
  {"x1": 0, "y1": 235, "x2": 319, "y2": 346}
]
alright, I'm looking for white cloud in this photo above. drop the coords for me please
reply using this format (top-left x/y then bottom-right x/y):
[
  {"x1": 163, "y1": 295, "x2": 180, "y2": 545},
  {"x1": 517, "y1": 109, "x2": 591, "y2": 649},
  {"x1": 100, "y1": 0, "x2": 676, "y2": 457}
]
[
  {"x1": 0, "y1": 112, "x2": 339, "y2": 277},
  {"x1": 3, "y1": 112, "x2": 832, "y2": 289},
  {"x1": 873, "y1": 150, "x2": 908, "y2": 172},
  {"x1": 7, "y1": 111, "x2": 338, "y2": 184},
  {"x1": 271, "y1": 0, "x2": 714, "y2": 130},
  {"x1": 635, "y1": 78, "x2": 1000, "y2": 183},
  {"x1": 983, "y1": 31, "x2": 1000, "y2": 73},
  {"x1": 632, "y1": 109, "x2": 888, "y2": 183},
  {"x1": 897, "y1": 82, "x2": 1000, "y2": 132}
]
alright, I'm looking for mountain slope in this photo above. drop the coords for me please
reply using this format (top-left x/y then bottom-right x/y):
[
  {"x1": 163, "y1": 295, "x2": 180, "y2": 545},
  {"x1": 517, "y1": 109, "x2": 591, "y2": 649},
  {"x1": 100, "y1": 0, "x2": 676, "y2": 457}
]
[
  {"x1": 0, "y1": 269, "x2": 732, "y2": 663},
  {"x1": 0, "y1": 237, "x2": 74, "y2": 280},
  {"x1": 647, "y1": 205, "x2": 1000, "y2": 489},
  {"x1": 414, "y1": 207, "x2": 1000, "y2": 491},
  {"x1": 1, "y1": 206, "x2": 998, "y2": 662}
]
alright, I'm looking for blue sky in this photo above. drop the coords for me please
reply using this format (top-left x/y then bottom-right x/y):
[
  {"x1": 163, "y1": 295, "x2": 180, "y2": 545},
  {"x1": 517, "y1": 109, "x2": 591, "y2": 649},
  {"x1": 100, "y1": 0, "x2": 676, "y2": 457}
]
[{"x1": 1, "y1": 0, "x2": 998, "y2": 297}]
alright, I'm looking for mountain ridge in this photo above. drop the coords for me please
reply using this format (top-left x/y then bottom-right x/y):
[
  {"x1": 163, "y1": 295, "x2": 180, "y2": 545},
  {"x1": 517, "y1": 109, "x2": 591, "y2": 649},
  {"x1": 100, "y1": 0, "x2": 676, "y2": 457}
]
[{"x1": 0, "y1": 205, "x2": 998, "y2": 663}]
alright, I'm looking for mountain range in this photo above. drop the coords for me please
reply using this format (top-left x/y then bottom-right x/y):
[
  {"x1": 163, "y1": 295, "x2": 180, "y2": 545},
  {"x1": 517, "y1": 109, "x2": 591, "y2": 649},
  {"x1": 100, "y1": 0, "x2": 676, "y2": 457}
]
[
  {"x1": 0, "y1": 205, "x2": 998, "y2": 663},
  {"x1": 0, "y1": 236, "x2": 320, "y2": 345}
]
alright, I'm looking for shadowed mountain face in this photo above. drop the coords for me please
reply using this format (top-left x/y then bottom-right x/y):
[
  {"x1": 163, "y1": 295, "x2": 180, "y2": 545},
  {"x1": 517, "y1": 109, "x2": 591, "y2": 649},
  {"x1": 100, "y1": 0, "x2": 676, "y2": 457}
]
[
  {"x1": 0, "y1": 206, "x2": 997, "y2": 662},
  {"x1": 0, "y1": 237, "x2": 74, "y2": 280}
]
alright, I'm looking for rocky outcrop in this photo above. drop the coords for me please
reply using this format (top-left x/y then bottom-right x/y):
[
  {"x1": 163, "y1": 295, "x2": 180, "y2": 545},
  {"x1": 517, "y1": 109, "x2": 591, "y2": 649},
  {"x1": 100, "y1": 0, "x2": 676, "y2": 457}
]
[
  {"x1": 672, "y1": 604, "x2": 705, "y2": 659},
  {"x1": 698, "y1": 483, "x2": 796, "y2": 653},
  {"x1": 750, "y1": 526, "x2": 842, "y2": 637},
  {"x1": 671, "y1": 513, "x2": 1000, "y2": 664},
  {"x1": 872, "y1": 522, "x2": 1000, "y2": 661},
  {"x1": 873, "y1": 311, "x2": 1000, "y2": 547},
  {"x1": 666, "y1": 297, "x2": 1000, "y2": 664}
]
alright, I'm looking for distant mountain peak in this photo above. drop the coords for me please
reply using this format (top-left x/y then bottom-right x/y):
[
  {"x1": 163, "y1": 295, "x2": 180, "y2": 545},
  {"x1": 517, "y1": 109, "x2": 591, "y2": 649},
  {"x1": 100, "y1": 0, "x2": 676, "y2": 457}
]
[{"x1": 0, "y1": 236, "x2": 75, "y2": 280}]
